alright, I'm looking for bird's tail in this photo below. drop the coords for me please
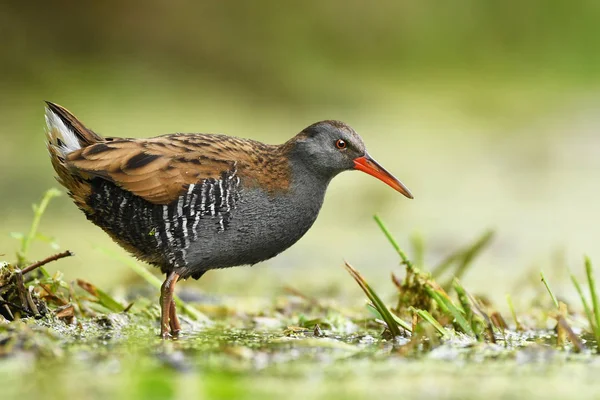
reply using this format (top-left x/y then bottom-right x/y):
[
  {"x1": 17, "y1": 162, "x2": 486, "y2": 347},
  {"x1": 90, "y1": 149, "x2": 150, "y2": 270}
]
[
  {"x1": 45, "y1": 101, "x2": 103, "y2": 155},
  {"x1": 44, "y1": 102, "x2": 103, "y2": 214}
]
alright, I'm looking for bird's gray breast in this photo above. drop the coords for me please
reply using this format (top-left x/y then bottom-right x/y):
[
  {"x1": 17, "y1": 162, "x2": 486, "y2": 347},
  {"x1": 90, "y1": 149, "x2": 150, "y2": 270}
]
[{"x1": 180, "y1": 182, "x2": 326, "y2": 274}]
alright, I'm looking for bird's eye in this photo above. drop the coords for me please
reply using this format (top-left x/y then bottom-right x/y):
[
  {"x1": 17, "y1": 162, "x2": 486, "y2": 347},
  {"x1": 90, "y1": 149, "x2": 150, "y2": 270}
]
[{"x1": 335, "y1": 139, "x2": 347, "y2": 149}]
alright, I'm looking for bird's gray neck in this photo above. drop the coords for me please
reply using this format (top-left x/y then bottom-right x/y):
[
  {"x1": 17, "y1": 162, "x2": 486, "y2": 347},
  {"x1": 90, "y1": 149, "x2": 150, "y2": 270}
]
[
  {"x1": 286, "y1": 154, "x2": 332, "y2": 209},
  {"x1": 260, "y1": 156, "x2": 331, "y2": 250}
]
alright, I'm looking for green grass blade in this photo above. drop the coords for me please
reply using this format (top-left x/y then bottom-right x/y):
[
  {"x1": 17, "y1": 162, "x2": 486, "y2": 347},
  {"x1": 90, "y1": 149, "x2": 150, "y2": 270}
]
[
  {"x1": 432, "y1": 230, "x2": 493, "y2": 280},
  {"x1": 569, "y1": 269, "x2": 597, "y2": 337},
  {"x1": 441, "y1": 296, "x2": 473, "y2": 336},
  {"x1": 452, "y1": 230, "x2": 494, "y2": 281},
  {"x1": 455, "y1": 280, "x2": 497, "y2": 341},
  {"x1": 453, "y1": 281, "x2": 473, "y2": 323},
  {"x1": 97, "y1": 246, "x2": 210, "y2": 322},
  {"x1": 585, "y1": 256, "x2": 600, "y2": 344},
  {"x1": 366, "y1": 303, "x2": 412, "y2": 331},
  {"x1": 540, "y1": 270, "x2": 559, "y2": 309},
  {"x1": 373, "y1": 215, "x2": 414, "y2": 272},
  {"x1": 18, "y1": 188, "x2": 62, "y2": 265},
  {"x1": 386, "y1": 307, "x2": 413, "y2": 332},
  {"x1": 366, "y1": 302, "x2": 384, "y2": 319},
  {"x1": 440, "y1": 231, "x2": 494, "y2": 289},
  {"x1": 96, "y1": 288, "x2": 126, "y2": 312},
  {"x1": 344, "y1": 261, "x2": 409, "y2": 336},
  {"x1": 77, "y1": 279, "x2": 125, "y2": 312},
  {"x1": 423, "y1": 285, "x2": 449, "y2": 313},
  {"x1": 410, "y1": 233, "x2": 425, "y2": 268},
  {"x1": 506, "y1": 294, "x2": 522, "y2": 331},
  {"x1": 413, "y1": 308, "x2": 449, "y2": 337},
  {"x1": 431, "y1": 252, "x2": 462, "y2": 279},
  {"x1": 425, "y1": 286, "x2": 474, "y2": 335}
]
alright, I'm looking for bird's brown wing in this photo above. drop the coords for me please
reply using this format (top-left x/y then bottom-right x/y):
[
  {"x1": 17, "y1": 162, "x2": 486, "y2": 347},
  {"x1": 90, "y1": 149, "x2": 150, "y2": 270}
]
[{"x1": 65, "y1": 134, "x2": 242, "y2": 205}]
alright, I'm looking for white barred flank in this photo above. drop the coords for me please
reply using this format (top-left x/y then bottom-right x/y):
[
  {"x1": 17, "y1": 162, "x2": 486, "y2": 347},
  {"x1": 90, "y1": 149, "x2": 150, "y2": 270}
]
[
  {"x1": 87, "y1": 167, "x2": 242, "y2": 270},
  {"x1": 162, "y1": 205, "x2": 175, "y2": 265},
  {"x1": 218, "y1": 180, "x2": 225, "y2": 209},
  {"x1": 208, "y1": 184, "x2": 216, "y2": 216},
  {"x1": 183, "y1": 168, "x2": 241, "y2": 238},
  {"x1": 190, "y1": 193, "x2": 198, "y2": 216},
  {"x1": 119, "y1": 197, "x2": 128, "y2": 217},
  {"x1": 199, "y1": 181, "x2": 207, "y2": 212}
]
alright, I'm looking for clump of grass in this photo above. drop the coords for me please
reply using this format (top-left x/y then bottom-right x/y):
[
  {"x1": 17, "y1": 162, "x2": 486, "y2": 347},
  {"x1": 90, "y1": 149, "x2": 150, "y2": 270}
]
[
  {"x1": 346, "y1": 215, "x2": 600, "y2": 352},
  {"x1": 374, "y1": 215, "x2": 437, "y2": 316},
  {"x1": 540, "y1": 270, "x2": 584, "y2": 352},
  {"x1": 345, "y1": 216, "x2": 506, "y2": 344},
  {"x1": 1, "y1": 190, "x2": 127, "y2": 324},
  {"x1": 380, "y1": 215, "x2": 507, "y2": 339},
  {"x1": 571, "y1": 257, "x2": 600, "y2": 352}
]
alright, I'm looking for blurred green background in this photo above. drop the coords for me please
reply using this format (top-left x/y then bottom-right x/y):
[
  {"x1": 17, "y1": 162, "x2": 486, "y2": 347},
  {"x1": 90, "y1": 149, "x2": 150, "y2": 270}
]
[{"x1": 2, "y1": 1, "x2": 600, "y2": 304}]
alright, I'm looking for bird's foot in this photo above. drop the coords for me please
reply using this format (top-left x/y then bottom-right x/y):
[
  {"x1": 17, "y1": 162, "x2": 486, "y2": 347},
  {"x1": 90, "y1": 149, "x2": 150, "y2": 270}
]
[
  {"x1": 160, "y1": 324, "x2": 180, "y2": 340},
  {"x1": 160, "y1": 331, "x2": 172, "y2": 340}
]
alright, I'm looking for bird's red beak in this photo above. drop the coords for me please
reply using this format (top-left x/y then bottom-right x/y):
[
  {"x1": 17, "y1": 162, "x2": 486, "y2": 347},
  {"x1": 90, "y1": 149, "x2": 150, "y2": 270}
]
[{"x1": 353, "y1": 155, "x2": 413, "y2": 199}]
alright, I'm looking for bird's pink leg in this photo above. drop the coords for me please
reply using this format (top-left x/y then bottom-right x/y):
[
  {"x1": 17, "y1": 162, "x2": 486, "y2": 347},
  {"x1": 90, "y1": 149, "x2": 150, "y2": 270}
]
[
  {"x1": 159, "y1": 271, "x2": 180, "y2": 339},
  {"x1": 169, "y1": 299, "x2": 181, "y2": 336}
]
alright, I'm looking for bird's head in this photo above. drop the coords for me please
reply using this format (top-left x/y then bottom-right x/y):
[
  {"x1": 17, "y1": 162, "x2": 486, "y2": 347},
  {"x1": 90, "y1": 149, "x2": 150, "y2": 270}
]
[{"x1": 288, "y1": 120, "x2": 413, "y2": 199}]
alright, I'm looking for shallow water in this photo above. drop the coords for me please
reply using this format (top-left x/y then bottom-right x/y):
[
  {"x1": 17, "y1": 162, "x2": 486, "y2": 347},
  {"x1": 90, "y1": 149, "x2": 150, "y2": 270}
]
[{"x1": 2, "y1": 317, "x2": 599, "y2": 400}]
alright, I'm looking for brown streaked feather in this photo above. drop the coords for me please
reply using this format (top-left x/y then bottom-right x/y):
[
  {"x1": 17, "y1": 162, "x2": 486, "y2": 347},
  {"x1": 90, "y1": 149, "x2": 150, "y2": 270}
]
[{"x1": 66, "y1": 134, "x2": 292, "y2": 205}]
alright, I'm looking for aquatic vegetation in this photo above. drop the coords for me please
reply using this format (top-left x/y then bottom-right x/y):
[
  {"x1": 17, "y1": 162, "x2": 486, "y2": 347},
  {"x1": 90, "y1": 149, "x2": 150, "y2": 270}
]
[{"x1": 2, "y1": 191, "x2": 600, "y2": 399}]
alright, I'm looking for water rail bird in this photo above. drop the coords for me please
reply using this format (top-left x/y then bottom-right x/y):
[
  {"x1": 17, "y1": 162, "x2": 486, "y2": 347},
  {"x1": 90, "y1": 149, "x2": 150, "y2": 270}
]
[{"x1": 44, "y1": 102, "x2": 413, "y2": 338}]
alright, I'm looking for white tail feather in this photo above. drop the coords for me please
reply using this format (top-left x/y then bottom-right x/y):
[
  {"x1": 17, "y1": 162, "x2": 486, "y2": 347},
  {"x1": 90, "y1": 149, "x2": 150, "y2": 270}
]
[{"x1": 45, "y1": 107, "x2": 81, "y2": 155}]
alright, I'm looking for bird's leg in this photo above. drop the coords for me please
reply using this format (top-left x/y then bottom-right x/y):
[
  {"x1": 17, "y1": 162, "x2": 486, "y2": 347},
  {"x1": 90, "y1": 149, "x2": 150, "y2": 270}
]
[
  {"x1": 159, "y1": 271, "x2": 180, "y2": 339},
  {"x1": 169, "y1": 270, "x2": 206, "y2": 336},
  {"x1": 169, "y1": 299, "x2": 181, "y2": 336}
]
